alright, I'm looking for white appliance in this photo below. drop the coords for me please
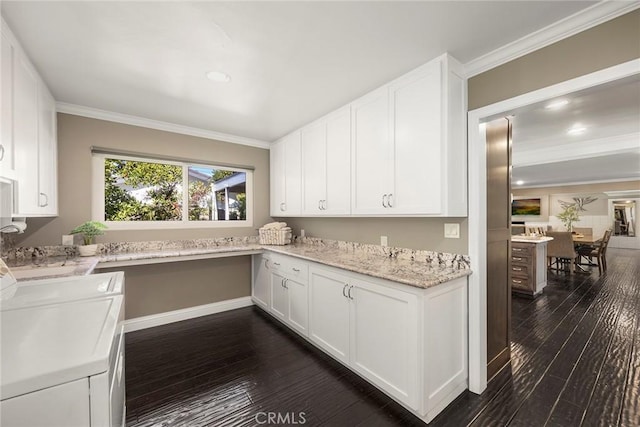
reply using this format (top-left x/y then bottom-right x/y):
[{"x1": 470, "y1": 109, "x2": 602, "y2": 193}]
[
  {"x1": 0, "y1": 272, "x2": 126, "y2": 427},
  {"x1": 0, "y1": 271, "x2": 124, "y2": 310}
]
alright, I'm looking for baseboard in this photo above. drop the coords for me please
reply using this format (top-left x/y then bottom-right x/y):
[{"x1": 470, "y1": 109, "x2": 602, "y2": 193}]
[{"x1": 124, "y1": 296, "x2": 254, "y2": 333}]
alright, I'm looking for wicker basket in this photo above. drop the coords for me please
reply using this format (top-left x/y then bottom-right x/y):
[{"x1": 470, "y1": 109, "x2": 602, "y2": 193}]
[{"x1": 259, "y1": 227, "x2": 292, "y2": 245}]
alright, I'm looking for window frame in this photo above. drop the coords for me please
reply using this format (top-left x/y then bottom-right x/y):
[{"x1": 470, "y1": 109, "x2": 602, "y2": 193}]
[{"x1": 92, "y1": 153, "x2": 254, "y2": 230}]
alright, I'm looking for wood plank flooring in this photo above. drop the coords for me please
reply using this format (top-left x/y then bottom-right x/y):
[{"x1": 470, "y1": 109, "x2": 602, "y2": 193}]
[{"x1": 125, "y1": 248, "x2": 640, "y2": 426}]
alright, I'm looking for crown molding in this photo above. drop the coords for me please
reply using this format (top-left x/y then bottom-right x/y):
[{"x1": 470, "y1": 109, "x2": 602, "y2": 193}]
[
  {"x1": 56, "y1": 102, "x2": 272, "y2": 149},
  {"x1": 512, "y1": 133, "x2": 640, "y2": 167},
  {"x1": 464, "y1": 1, "x2": 640, "y2": 77}
]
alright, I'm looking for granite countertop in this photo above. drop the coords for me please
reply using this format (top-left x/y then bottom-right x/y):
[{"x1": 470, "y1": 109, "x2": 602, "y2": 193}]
[
  {"x1": 7, "y1": 256, "x2": 99, "y2": 281},
  {"x1": 511, "y1": 236, "x2": 554, "y2": 244},
  {"x1": 3, "y1": 236, "x2": 471, "y2": 289},
  {"x1": 264, "y1": 243, "x2": 471, "y2": 289}
]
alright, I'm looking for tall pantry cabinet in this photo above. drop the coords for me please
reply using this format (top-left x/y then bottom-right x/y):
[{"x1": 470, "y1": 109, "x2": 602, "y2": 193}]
[{"x1": 1, "y1": 18, "x2": 58, "y2": 216}]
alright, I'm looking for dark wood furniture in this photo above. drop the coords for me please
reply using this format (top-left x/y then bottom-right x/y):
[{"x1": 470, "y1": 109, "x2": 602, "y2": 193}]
[{"x1": 511, "y1": 240, "x2": 548, "y2": 297}]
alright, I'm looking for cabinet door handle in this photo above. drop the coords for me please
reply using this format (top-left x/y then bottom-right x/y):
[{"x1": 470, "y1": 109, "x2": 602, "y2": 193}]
[
  {"x1": 347, "y1": 285, "x2": 354, "y2": 300},
  {"x1": 292, "y1": 268, "x2": 300, "y2": 272},
  {"x1": 264, "y1": 259, "x2": 270, "y2": 269},
  {"x1": 382, "y1": 194, "x2": 388, "y2": 208},
  {"x1": 513, "y1": 267, "x2": 522, "y2": 271},
  {"x1": 39, "y1": 193, "x2": 49, "y2": 207},
  {"x1": 512, "y1": 257, "x2": 522, "y2": 261},
  {"x1": 342, "y1": 284, "x2": 348, "y2": 298},
  {"x1": 513, "y1": 248, "x2": 523, "y2": 252},
  {"x1": 387, "y1": 193, "x2": 393, "y2": 208},
  {"x1": 0, "y1": 144, "x2": 4, "y2": 161},
  {"x1": 513, "y1": 279, "x2": 523, "y2": 284},
  {"x1": 284, "y1": 279, "x2": 289, "y2": 289},
  {"x1": 273, "y1": 262, "x2": 280, "y2": 266},
  {"x1": 280, "y1": 202, "x2": 286, "y2": 211},
  {"x1": 318, "y1": 200, "x2": 322, "y2": 210}
]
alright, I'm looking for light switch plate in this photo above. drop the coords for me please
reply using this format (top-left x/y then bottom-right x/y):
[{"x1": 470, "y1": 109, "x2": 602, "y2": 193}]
[
  {"x1": 62, "y1": 234, "x2": 74, "y2": 246},
  {"x1": 444, "y1": 223, "x2": 460, "y2": 239},
  {"x1": 380, "y1": 236, "x2": 388, "y2": 246}
]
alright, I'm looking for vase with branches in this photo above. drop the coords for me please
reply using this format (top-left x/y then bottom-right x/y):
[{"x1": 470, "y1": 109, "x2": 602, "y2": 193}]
[{"x1": 557, "y1": 205, "x2": 580, "y2": 232}]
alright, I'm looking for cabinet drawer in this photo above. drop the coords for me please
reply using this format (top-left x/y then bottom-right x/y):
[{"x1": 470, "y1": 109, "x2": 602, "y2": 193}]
[
  {"x1": 511, "y1": 255, "x2": 531, "y2": 266},
  {"x1": 511, "y1": 264, "x2": 529, "y2": 278},
  {"x1": 511, "y1": 276, "x2": 530, "y2": 291},
  {"x1": 268, "y1": 254, "x2": 308, "y2": 283},
  {"x1": 511, "y1": 244, "x2": 533, "y2": 256}
]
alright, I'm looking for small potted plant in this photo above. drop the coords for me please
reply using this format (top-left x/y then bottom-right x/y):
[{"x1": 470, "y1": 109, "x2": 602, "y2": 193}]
[
  {"x1": 557, "y1": 205, "x2": 580, "y2": 233},
  {"x1": 70, "y1": 221, "x2": 107, "y2": 256}
]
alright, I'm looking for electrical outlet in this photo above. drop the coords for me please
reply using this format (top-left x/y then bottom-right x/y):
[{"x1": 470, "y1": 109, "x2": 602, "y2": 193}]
[
  {"x1": 380, "y1": 236, "x2": 388, "y2": 246},
  {"x1": 300, "y1": 229, "x2": 306, "y2": 237},
  {"x1": 444, "y1": 223, "x2": 460, "y2": 239},
  {"x1": 62, "y1": 234, "x2": 74, "y2": 246}
]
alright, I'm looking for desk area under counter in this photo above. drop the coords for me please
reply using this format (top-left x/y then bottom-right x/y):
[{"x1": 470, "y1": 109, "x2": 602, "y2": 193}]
[{"x1": 510, "y1": 236, "x2": 553, "y2": 297}]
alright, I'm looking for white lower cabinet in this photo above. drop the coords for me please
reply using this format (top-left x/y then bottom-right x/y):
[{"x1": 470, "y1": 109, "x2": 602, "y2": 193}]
[
  {"x1": 251, "y1": 254, "x2": 270, "y2": 310},
  {"x1": 253, "y1": 253, "x2": 468, "y2": 423},
  {"x1": 267, "y1": 254, "x2": 309, "y2": 337}
]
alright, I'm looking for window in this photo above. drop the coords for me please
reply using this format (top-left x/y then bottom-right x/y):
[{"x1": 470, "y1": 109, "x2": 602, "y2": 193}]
[{"x1": 92, "y1": 153, "x2": 253, "y2": 229}]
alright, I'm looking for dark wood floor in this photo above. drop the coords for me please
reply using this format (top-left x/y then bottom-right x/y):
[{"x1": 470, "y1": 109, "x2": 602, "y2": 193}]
[{"x1": 125, "y1": 248, "x2": 640, "y2": 426}]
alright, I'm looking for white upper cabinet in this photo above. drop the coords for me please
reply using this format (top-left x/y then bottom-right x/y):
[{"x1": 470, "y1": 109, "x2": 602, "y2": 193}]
[
  {"x1": 2, "y1": 19, "x2": 58, "y2": 217},
  {"x1": 352, "y1": 54, "x2": 466, "y2": 216},
  {"x1": 271, "y1": 53, "x2": 467, "y2": 218},
  {"x1": 301, "y1": 106, "x2": 351, "y2": 215},
  {"x1": 270, "y1": 131, "x2": 301, "y2": 216},
  {"x1": 0, "y1": 30, "x2": 16, "y2": 181}
]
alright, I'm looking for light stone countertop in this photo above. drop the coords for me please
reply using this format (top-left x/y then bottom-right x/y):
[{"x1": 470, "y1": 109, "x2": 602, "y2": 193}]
[
  {"x1": 3, "y1": 237, "x2": 471, "y2": 289},
  {"x1": 511, "y1": 236, "x2": 554, "y2": 244}
]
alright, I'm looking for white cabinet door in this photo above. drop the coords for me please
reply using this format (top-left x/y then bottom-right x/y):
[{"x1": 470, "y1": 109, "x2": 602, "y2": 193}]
[
  {"x1": 270, "y1": 139, "x2": 285, "y2": 216},
  {"x1": 324, "y1": 107, "x2": 351, "y2": 215},
  {"x1": 270, "y1": 271, "x2": 287, "y2": 321},
  {"x1": 13, "y1": 51, "x2": 40, "y2": 215},
  {"x1": 390, "y1": 61, "x2": 442, "y2": 214},
  {"x1": 309, "y1": 267, "x2": 350, "y2": 364},
  {"x1": 301, "y1": 120, "x2": 326, "y2": 214},
  {"x1": 351, "y1": 87, "x2": 391, "y2": 214},
  {"x1": 37, "y1": 86, "x2": 57, "y2": 215},
  {"x1": 270, "y1": 132, "x2": 301, "y2": 216},
  {"x1": 0, "y1": 31, "x2": 16, "y2": 181},
  {"x1": 252, "y1": 255, "x2": 270, "y2": 310},
  {"x1": 286, "y1": 277, "x2": 308, "y2": 336},
  {"x1": 350, "y1": 278, "x2": 419, "y2": 410},
  {"x1": 282, "y1": 131, "x2": 301, "y2": 215}
]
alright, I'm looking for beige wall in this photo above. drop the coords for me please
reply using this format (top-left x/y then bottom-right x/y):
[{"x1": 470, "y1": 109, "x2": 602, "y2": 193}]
[
  {"x1": 469, "y1": 10, "x2": 640, "y2": 110},
  {"x1": 282, "y1": 217, "x2": 468, "y2": 254},
  {"x1": 15, "y1": 113, "x2": 271, "y2": 247},
  {"x1": 513, "y1": 180, "x2": 640, "y2": 217},
  {"x1": 98, "y1": 256, "x2": 251, "y2": 319}
]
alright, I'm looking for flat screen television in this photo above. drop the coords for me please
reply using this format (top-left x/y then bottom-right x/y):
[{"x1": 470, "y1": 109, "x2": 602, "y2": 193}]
[{"x1": 512, "y1": 198, "x2": 541, "y2": 216}]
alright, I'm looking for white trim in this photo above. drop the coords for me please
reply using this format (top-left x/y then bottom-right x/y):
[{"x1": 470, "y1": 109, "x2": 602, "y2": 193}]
[
  {"x1": 516, "y1": 177, "x2": 640, "y2": 190},
  {"x1": 124, "y1": 296, "x2": 254, "y2": 333},
  {"x1": 464, "y1": 1, "x2": 640, "y2": 77},
  {"x1": 467, "y1": 59, "x2": 640, "y2": 395},
  {"x1": 513, "y1": 133, "x2": 640, "y2": 167},
  {"x1": 56, "y1": 102, "x2": 272, "y2": 149}
]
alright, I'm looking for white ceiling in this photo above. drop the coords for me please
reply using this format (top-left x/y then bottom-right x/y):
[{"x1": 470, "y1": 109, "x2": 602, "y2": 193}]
[
  {"x1": 1, "y1": 0, "x2": 598, "y2": 142},
  {"x1": 511, "y1": 75, "x2": 640, "y2": 188}
]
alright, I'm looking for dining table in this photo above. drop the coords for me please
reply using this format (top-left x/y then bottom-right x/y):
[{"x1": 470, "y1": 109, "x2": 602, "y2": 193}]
[{"x1": 572, "y1": 234, "x2": 602, "y2": 271}]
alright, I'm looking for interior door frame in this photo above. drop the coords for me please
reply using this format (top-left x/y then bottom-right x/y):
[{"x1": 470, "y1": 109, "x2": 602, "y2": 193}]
[{"x1": 466, "y1": 58, "x2": 640, "y2": 394}]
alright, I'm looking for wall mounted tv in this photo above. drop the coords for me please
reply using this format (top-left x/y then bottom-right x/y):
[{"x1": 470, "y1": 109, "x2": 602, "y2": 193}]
[{"x1": 512, "y1": 198, "x2": 541, "y2": 216}]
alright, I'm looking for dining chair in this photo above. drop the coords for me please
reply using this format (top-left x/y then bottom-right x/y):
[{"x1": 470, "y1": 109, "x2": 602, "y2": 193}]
[
  {"x1": 578, "y1": 229, "x2": 612, "y2": 274},
  {"x1": 546, "y1": 231, "x2": 578, "y2": 274}
]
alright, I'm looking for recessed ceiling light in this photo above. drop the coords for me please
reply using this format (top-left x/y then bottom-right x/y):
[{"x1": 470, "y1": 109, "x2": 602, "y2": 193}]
[
  {"x1": 545, "y1": 99, "x2": 569, "y2": 110},
  {"x1": 567, "y1": 123, "x2": 587, "y2": 135},
  {"x1": 206, "y1": 71, "x2": 231, "y2": 83},
  {"x1": 515, "y1": 180, "x2": 524, "y2": 186}
]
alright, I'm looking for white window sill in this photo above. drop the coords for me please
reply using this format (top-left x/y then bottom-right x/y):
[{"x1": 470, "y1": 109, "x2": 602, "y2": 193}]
[{"x1": 102, "y1": 220, "x2": 254, "y2": 231}]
